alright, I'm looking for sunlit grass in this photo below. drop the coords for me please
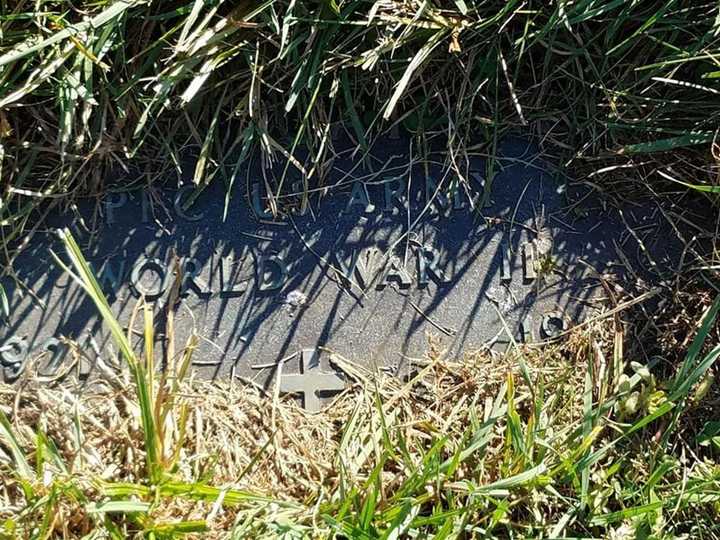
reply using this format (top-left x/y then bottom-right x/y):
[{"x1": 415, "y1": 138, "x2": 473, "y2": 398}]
[
  {"x1": 1, "y1": 2, "x2": 720, "y2": 537},
  {"x1": 1, "y1": 1, "x2": 719, "y2": 242}
]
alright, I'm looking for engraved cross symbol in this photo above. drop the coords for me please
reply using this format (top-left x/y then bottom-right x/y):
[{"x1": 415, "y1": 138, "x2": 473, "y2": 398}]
[{"x1": 279, "y1": 349, "x2": 345, "y2": 412}]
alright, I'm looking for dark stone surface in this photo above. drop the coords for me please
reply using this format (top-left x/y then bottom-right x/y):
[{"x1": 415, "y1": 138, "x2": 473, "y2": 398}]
[{"x1": 0, "y1": 136, "x2": 679, "y2": 400}]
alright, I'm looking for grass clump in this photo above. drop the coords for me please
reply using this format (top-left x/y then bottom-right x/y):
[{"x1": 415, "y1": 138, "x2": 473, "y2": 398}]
[{"x1": 2, "y1": 1, "x2": 720, "y2": 236}]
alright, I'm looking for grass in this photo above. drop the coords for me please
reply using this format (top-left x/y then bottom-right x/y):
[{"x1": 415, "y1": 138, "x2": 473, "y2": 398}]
[
  {"x1": 0, "y1": 233, "x2": 718, "y2": 537},
  {"x1": 2, "y1": 1, "x2": 720, "y2": 538},
  {"x1": 1, "y1": 1, "x2": 720, "y2": 229}
]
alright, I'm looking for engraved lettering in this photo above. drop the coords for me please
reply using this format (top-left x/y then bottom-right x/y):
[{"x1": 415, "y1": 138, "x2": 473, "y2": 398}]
[
  {"x1": 130, "y1": 257, "x2": 171, "y2": 299},
  {"x1": 518, "y1": 317, "x2": 533, "y2": 343},
  {"x1": 220, "y1": 256, "x2": 249, "y2": 297},
  {"x1": 105, "y1": 192, "x2": 127, "y2": 224},
  {"x1": 181, "y1": 257, "x2": 211, "y2": 297},
  {"x1": 425, "y1": 177, "x2": 451, "y2": 216},
  {"x1": 251, "y1": 183, "x2": 272, "y2": 219},
  {"x1": 494, "y1": 316, "x2": 534, "y2": 352},
  {"x1": 92, "y1": 260, "x2": 126, "y2": 293},
  {"x1": 541, "y1": 311, "x2": 567, "y2": 339},
  {"x1": 174, "y1": 185, "x2": 204, "y2": 222},
  {"x1": 258, "y1": 254, "x2": 287, "y2": 292},
  {"x1": 417, "y1": 247, "x2": 449, "y2": 286},
  {"x1": 500, "y1": 243, "x2": 512, "y2": 283},
  {"x1": 522, "y1": 243, "x2": 537, "y2": 281},
  {"x1": 334, "y1": 249, "x2": 371, "y2": 289},
  {"x1": 79, "y1": 334, "x2": 101, "y2": 378},
  {"x1": 378, "y1": 257, "x2": 411, "y2": 289},
  {"x1": 470, "y1": 172, "x2": 491, "y2": 208},
  {"x1": 140, "y1": 189, "x2": 152, "y2": 223},
  {"x1": 383, "y1": 178, "x2": 406, "y2": 214},
  {"x1": 345, "y1": 182, "x2": 375, "y2": 214},
  {"x1": 39, "y1": 337, "x2": 68, "y2": 376},
  {"x1": 0, "y1": 336, "x2": 28, "y2": 366},
  {"x1": 3, "y1": 361, "x2": 25, "y2": 382},
  {"x1": 291, "y1": 181, "x2": 309, "y2": 216},
  {"x1": 451, "y1": 177, "x2": 466, "y2": 210}
]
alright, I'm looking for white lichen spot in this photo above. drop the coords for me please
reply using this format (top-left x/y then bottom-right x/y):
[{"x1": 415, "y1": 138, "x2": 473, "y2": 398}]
[{"x1": 284, "y1": 290, "x2": 308, "y2": 307}]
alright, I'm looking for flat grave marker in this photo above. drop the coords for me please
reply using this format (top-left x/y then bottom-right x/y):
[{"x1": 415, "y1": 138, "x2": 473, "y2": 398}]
[{"x1": 0, "y1": 136, "x2": 680, "y2": 408}]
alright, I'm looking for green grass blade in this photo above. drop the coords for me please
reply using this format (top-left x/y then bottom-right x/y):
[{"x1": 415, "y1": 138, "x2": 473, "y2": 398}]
[
  {"x1": 590, "y1": 501, "x2": 663, "y2": 526},
  {"x1": 619, "y1": 132, "x2": 715, "y2": 155},
  {"x1": 671, "y1": 295, "x2": 720, "y2": 396},
  {"x1": 87, "y1": 500, "x2": 151, "y2": 514},
  {"x1": 383, "y1": 29, "x2": 449, "y2": 120},
  {"x1": 0, "y1": 0, "x2": 147, "y2": 67},
  {"x1": 0, "y1": 409, "x2": 32, "y2": 479},
  {"x1": 53, "y1": 229, "x2": 160, "y2": 481},
  {"x1": 473, "y1": 464, "x2": 548, "y2": 494},
  {"x1": 148, "y1": 520, "x2": 208, "y2": 535}
]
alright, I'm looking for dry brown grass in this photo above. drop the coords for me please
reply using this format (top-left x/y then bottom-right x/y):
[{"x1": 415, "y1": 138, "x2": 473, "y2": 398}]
[{"x1": 0, "y1": 327, "x2": 592, "y2": 534}]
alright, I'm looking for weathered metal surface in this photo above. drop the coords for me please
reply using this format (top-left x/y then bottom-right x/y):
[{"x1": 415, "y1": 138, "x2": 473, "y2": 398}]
[{"x1": 0, "y1": 136, "x2": 679, "y2": 408}]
